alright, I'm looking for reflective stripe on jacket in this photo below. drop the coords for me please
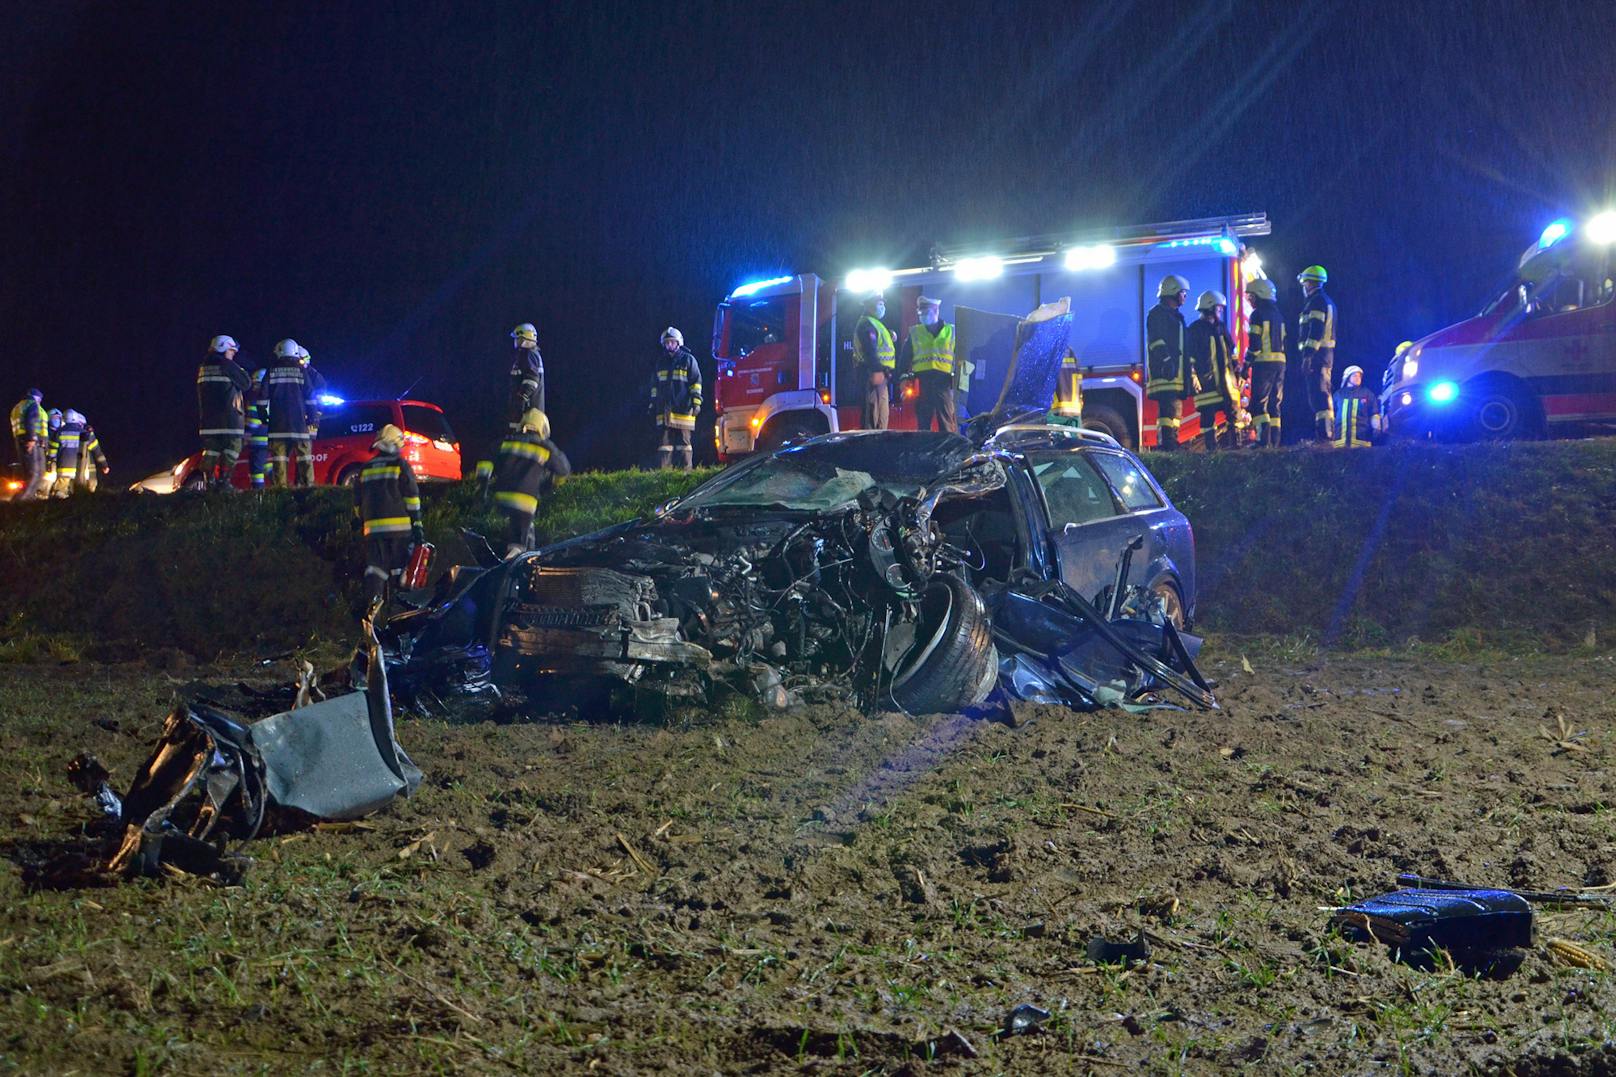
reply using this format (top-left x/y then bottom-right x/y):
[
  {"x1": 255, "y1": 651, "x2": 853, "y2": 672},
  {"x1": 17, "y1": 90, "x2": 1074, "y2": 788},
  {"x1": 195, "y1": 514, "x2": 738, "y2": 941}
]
[
  {"x1": 1145, "y1": 302, "x2": 1188, "y2": 398},
  {"x1": 1185, "y1": 317, "x2": 1239, "y2": 409},
  {"x1": 492, "y1": 432, "x2": 571, "y2": 516},
  {"x1": 1297, "y1": 289, "x2": 1337, "y2": 359},
  {"x1": 651, "y1": 347, "x2": 704, "y2": 430},
  {"x1": 856, "y1": 315, "x2": 897, "y2": 370},
  {"x1": 355, "y1": 448, "x2": 421, "y2": 535},
  {"x1": 11, "y1": 398, "x2": 46, "y2": 441},
  {"x1": 265, "y1": 358, "x2": 310, "y2": 437},
  {"x1": 196, "y1": 357, "x2": 251, "y2": 435},
  {"x1": 509, "y1": 348, "x2": 546, "y2": 417},
  {"x1": 1333, "y1": 388, "x2": 1378, "y2": 448},
  {"x1": 1051, "y1": 351, "x2": 1083, "y2": 417},
  {"x1": 906, "y1": 323, "x2": 956, "y2": 376},
  {"x1": 1246, "y1": 298, "x2": 1287, "y2": 363}
]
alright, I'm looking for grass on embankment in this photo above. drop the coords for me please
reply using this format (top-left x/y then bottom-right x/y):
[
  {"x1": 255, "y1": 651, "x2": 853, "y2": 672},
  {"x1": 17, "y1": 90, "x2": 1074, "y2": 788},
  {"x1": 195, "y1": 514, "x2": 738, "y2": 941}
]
[{"x1": 1, "y1": 438, "x2": 1612, "y2": 660}]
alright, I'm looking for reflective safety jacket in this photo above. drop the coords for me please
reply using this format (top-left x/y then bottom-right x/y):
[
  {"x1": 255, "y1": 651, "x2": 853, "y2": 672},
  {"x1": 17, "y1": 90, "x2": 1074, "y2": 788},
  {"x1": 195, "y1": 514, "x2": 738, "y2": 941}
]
[
  {"x1": 1050, "y1": 350, "x2": 1084, "y2": 420},
  {"x1": 902, "y1": 322, "x2": 957, "y2": 377},
  {"x1": 1185, "y1": 316, "x2": 1239, "y2": 409},
  {"x1": 492, "y1": 432, "x2": 572, "y2": 516},
  {"x1": 855, "y1": 315, "x2": 897, "y2": 371},
  {"x1": 11, "y1": 397, "x2": 46, "y2": 445},
  {"x1": 196, "y1": 355, "x2": 251, "y2": 435},
  {"x1": 354, "y1": 446, "x2": 421, "y2": 537},
  {"x1": 650, "y1": 346, "x2": 703, "y2": 431},
  {"x1": 301, "y1": 363, "x2": 328, "y2": 434},
  {"x1": 1246, "y1": 297, "x2": 1287, "y2": 364},
  {"x1": 1297, "y1": 288, "x2": 1337, "y2": 367},
  {"x1": 264, "y1": 357, "x2": 312, "y2": 438},
  {"x1": 510, "y1": 346, "x2": 546, "y2": 418},
  {"x1": 52, "y1": 417, "x2": 108, "y2": 474},
  {"x1": 1333, "y1": 386, "x2": 1379, "y2": 448},
  {"x1": 1145, "y1": 302, "x2": 1189, "y2": 398},
  {"x1": 245, "y1": 395, "x2": 270, "y2": 448}
]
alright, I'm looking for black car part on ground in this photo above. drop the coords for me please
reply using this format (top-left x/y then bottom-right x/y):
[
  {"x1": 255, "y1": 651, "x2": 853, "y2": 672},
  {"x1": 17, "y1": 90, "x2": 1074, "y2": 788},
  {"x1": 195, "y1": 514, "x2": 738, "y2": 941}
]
[
  {"x1": 1332, "y1": 887, "x2": 1532, "y2": 976},
  {"x1": 94, "y1": 613, "x2": 421, "y2": 882}
]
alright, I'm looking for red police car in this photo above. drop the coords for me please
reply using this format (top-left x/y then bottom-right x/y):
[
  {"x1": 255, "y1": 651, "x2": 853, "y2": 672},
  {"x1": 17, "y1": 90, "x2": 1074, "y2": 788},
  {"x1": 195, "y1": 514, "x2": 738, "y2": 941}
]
[{"x1": 160, "y1": 398, "x2": 462, "y2": 491}]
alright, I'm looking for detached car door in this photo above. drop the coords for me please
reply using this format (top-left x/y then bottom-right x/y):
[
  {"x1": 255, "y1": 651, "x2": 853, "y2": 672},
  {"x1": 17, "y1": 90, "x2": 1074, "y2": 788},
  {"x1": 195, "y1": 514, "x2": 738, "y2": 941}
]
[{"x1": 1026, "y1": 448, "x2": 1140, "y2": 605}]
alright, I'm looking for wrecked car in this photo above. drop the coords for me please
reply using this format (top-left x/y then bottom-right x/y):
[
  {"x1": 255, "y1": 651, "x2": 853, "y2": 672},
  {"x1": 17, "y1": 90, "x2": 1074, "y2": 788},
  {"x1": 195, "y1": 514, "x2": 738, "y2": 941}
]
[{"x1": 384, "y1": 423, "x2": 1214, "y2": 719}]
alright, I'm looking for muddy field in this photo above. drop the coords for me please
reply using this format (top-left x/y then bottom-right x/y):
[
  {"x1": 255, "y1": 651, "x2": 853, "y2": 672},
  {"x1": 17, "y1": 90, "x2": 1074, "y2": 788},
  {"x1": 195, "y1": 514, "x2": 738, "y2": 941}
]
[{"x1": 3, "y1": 641, "x2": 1616, "y2": 1074}]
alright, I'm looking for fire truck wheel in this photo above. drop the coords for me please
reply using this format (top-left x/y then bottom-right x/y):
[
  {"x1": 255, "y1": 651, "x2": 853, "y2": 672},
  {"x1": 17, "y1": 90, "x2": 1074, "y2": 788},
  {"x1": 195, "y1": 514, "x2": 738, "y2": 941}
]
[
  {"x1": 1082, "y1": 404, "x2": 1134, "y2": 449},
  {"x1": 1465, "y1": 378, "x2": 1541, "y2": 440},
  {"x1": 890, "y1": 573, "x2": 998, "y2": 714}
]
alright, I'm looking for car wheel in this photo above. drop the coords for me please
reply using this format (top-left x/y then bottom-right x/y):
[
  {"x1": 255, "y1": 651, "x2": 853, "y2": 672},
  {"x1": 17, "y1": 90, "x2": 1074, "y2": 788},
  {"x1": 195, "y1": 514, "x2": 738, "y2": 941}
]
[
  {"x1": 756, "y1": 417, "x2": 820, "y2": 454},
  {"x1": 1466, "y1": 380, "x2": 1540, "y2": 440},
  {"x1": 181, "y1": 473, "x2": 207, "y2": 492},
  {"x1": 890, "y1": 574, "x2": 999, "y2": 714},
  {"x1": 1082, "y1": 404, "x2": 1134, "y2": 449},
  {"x1": 1152, "y1": 580, "x2": 1188, "y2": 631},
  {"x1": 338, "y1": 466, "x2": 361, "y2": 488}
]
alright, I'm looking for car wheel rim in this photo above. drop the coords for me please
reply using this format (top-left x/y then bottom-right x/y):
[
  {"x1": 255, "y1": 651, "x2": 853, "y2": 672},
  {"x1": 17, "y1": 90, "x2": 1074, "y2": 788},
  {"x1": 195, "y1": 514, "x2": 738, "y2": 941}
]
[
  {"x1": 1155, "y1": 586, "x2": 1185, "y2": 630},
  {"x1": 1477, "y1": 398, "x2": 1516, "y2": 434}
]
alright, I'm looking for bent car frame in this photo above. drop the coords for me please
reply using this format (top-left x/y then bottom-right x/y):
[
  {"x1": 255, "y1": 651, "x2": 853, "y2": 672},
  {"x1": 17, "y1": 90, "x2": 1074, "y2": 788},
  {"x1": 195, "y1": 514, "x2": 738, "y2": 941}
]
[{"x1": 383, "y1": 424, "x2": 1214, "y2": 719}]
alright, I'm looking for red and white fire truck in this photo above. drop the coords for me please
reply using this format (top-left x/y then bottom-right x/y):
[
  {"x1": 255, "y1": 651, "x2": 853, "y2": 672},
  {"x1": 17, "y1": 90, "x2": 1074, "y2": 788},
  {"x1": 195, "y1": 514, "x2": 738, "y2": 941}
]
[
  {"x1": 1380, "y1": 210, "x2": 1616, "y2": 440},
  {"x1": 710, "y1": 214, "x2": 1270, "y2": 459}
]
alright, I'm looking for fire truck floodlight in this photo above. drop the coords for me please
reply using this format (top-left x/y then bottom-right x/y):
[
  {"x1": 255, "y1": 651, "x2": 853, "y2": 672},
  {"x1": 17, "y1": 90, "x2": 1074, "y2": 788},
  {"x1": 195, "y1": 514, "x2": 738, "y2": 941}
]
[
  {"x1": 1586, "y1": 211, "x2": 1616, "y2": 245},
  {"x1": 1538, "y1": 218, "x2": 1572, "y2": 250},
  {"x1": 845, "y1": 267, "x2": 894, "y2": 293},
  {"x1": 1063, "y1": 244, "x2": 1116, "y2": 271},
  {"x1": 1241, "y1": 250, "x2": 1264, "y2": 277},
  {"x1": 953, "y1": 256, "x2": 1004, "y2": 282},
  {"x1": 731, "y1": 276, "x2": 794, "y2": 299}
]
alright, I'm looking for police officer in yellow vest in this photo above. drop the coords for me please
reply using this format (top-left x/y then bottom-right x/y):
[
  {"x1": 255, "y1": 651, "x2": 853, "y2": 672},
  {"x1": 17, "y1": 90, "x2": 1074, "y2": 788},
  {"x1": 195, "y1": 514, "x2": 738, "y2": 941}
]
[
  {"x1": 898, "y1": 296, "x2": 958, "y2": 433},
  {"x1": 853, "y1": 294, "x2": 896, "y2": 429}
]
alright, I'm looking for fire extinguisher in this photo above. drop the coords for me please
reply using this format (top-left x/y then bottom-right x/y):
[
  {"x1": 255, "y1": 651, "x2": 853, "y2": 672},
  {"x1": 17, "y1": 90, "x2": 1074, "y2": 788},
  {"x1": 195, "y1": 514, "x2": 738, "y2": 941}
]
[{"x1": 402, "y1": 542, "x2": 435, "y2": 591}]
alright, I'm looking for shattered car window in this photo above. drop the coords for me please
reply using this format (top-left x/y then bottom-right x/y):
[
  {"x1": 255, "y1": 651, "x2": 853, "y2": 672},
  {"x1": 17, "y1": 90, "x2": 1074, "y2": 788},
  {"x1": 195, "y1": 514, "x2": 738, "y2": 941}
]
[
  {"x1": 1086, "y1": 451, "x2": 1164, "y2": 511},
  {"x1": 678, "y1": 432, "x2": 978, "y2": 512},
  {"x1": 1028, "y1": 452, "x2": 1117, "y2": 527}
]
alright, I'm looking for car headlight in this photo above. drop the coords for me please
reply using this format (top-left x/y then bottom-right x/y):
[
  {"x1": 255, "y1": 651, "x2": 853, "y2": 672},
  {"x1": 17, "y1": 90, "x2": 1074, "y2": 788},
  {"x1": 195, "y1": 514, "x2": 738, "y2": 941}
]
[
  {"x1": 1401, "y1": 355, "x2": 1418, "y2": 381},
  {"x1": 172, "y1": 461, "x2": 188, "y2": 476}
]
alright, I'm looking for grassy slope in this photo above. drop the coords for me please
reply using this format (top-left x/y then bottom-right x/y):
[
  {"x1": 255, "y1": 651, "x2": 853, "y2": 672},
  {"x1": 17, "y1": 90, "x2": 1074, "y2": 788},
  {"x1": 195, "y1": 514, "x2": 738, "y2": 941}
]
[{"x1": 2, "y1": 440, "x2": 1614, "y2": 658}]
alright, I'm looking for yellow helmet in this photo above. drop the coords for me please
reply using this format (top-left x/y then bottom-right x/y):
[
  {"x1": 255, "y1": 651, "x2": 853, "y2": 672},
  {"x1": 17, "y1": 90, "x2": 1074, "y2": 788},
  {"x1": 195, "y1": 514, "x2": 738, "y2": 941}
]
[
  {"x1": 373, "y1": 424, "x2": 405, "y2": 451},
  {"x1": 511, "y1": 323, "x2": 538, "y2": 345},
  {"x1": 520, "y1": 408, "x2": 550, "y2": 439},
  {"x1": 1297, "y1": 265, "x2": 1328, "y2": 284},
  {"x1": 1157, "y1": 274, "x2": 1191, "y2": 298}
]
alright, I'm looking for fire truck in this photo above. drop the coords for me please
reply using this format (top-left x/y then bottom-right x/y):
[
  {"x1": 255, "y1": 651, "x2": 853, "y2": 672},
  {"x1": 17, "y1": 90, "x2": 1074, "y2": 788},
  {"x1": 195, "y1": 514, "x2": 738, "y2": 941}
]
[
  {"x1": 710, "y1": 214, "x2": 1270, "y2": 459},
  {"x1": 1380, "y1": 210, "x2": 1616, "y2": 440}
]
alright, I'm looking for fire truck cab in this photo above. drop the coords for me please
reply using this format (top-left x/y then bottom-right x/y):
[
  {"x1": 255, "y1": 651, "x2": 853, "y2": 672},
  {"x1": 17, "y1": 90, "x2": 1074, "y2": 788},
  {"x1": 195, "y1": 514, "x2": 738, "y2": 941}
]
[
  {"x1": 1381, "y1": 211, "x2": 1616, "y2": 440},
  {"x1": 711, "y1": 215, "x2": 1271, "y2": 459}
]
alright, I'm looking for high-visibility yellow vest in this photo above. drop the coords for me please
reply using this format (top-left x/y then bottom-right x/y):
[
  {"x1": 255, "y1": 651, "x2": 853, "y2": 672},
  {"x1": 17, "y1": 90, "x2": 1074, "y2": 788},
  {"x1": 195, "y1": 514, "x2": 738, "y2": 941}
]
[
  {"x1": 908, "y1": 323, "x2": 956, "y2": 376},
  {"x1": 858, "y1": 316, "x2": 896, "y2": 369},
  {"x1": 1051, "y1": 352, "x2": 1083, "y2": 417}
]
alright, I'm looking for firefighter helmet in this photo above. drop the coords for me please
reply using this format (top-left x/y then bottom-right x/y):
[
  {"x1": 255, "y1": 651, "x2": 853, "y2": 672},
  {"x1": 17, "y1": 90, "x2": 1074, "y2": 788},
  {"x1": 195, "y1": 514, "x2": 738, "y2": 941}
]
[
  {"x1": 519, "y1": 408, "x2": 550, "y2": 439},
  {"x1": 511, "y1": 323, "x2": 538, "y2": 344},
  {"x1": 273, "y1": 339, "x2": 301, "y2": 359},
  {"x1": 1339, "y1": 365, "x2": 1365, "y2": 389},
  {"x1": 1196, "y1": 290, "x2": 1228, "y2": 312},
  {"x1": 1157, "y1": 274, "x2": 1191, "y2": 298},
  {"x1": 210, "y1": 334, "x2": 239, "y2": 354},
  {"x1": 372, "y1": 424, "x2": 405, "y2": 451},
  {"x1": 64, "y1": 409, "x2": 86, "y2": 426},
  {"x1": 26, "y1": 387, "x2": 42, "y2": 400},
  {"x1": 47, "y1": 408, "x2": 62, "y2": 431},
  {"x1": 1297, "y1": 264, "x2": 1329, "y2": 284},
  {"x1": 1393, "y1": 340, "x2": 1414, "y2": 357},
  {"x1": 1244, "y1": 278, "x2": 1276, "y2": 301},
  {"x1": 297, "y1": 345, "x2": 310, "y2": 366},
  {"x1": 660, "y1": 326, "x2": 684, "y2": 346}
]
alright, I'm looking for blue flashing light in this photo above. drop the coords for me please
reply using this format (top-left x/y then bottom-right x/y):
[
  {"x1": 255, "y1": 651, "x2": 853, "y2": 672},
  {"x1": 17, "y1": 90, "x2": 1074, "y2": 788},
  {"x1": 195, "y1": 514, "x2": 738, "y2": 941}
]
[
  {"x1": 316, "y1": 393, "x2": 346, "y2": 408},
  {"x1": 1428, "y1": 381, "x2": 1458, "y2": 405},
  {"x1": 1155, "y1": 235, "x2": 1239, "y2": 256},
  {"x1": 730, "y1": 275, "x2": 793, "y2": 299},
  {"x1": 1538, "y1": 218, "x2": 1572, "y2": 250},
  {"x1": 1215, "y1": 237, "x2": 1238, "y2": 256}
]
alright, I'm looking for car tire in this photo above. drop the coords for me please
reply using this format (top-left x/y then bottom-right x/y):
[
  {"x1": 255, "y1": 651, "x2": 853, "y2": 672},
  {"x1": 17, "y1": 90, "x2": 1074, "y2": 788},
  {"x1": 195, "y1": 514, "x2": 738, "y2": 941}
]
[
  {"x1": 181, "y1": 473, "x2": 207, "y2": 493},
  {"x1": 1082, "y1": 404, "x2": 1134, "y2": 449},
  {"x1": 756, "y1": 417, "x2": 821, "y2": 454},
  {"x1": 891, "y1": 574, "x2": 999, "y2": 714},
  {"x1": 1465, "y1": 379, "x2": 1541, "y2": 440},
  {"x1": 1152, "y1": 579, "x2": 1188, "y2": 631},
  {"x1": 337, "y1": 466, "x2": 361, "y2": 488}
]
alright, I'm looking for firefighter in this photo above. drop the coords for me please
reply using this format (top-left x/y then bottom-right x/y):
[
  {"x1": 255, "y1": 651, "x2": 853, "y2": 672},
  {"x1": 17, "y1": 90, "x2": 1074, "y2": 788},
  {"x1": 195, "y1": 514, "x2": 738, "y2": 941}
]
[
  {"x1": 43, "y1": 409, "x2": 62, "y2": 492},
  {"x1": 354, "y1": 424, "x2": 423, "y2": 606},
  {"x1": 898, "y1": 296, "x2": 958, "y2": 433},
  {"x1": 650, "y1": 326, "x2": 702, "y2": 469},
  {"x1": 265, "y1": 339, "x2": 316, "y2": 487},
  {"x1": 1296, "y1": 264, "x2": 1337, "y2": 441},
  {"x1": 492, "y1": 408, "x2": 571, "y2": 559},
  {"x1": 1145, "y1": 275, "x2": 1192, "y2": 450},
  {"x1": 1049, "y1": 349, "x2": 1084, "y2": 428},
  {"x1": 1186, "y1": 291, "x2": 1239, "y2": 451},
  {"x1": 1245, "y1": 278, "x2": 1287, "y2": 446},
  {"x1": 1332, "y1": 365, "x2": 1380, "y2": 448},
  {"x1": 298, "y1": 345, "x2": 328, "y2": 438},
  {"x1": 509, "y1": 323, "x2": 545, "y2": 429},
  {"x1": 245, "y1": 369, "x2": 271, "y2": 489},
  {"x1": 49, "y1": 409, "x2": 108, "y2": 496},
  {"x1": 197, "y1": 334, "x2": 251, "y2": 490},
  {"x1": 8, "y1": 388, "x2": 48, "y2": 501},
  {"x1": 854, "y1": 294, "x2": 896, "y2": 429}
]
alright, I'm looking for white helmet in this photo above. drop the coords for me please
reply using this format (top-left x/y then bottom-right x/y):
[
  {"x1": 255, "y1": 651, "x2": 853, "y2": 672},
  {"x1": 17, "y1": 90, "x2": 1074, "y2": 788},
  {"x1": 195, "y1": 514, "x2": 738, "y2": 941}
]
[
  {"x1": 1244, "y1": 278, "x2": 1276, "y2": 301},
  {"x1": 274, "y1": 339, "x2": 301, "y2": 359},
  {"x1": 1196, "y1": 289, "x2": 1228, "y2": 312},
  {"x1": 1340, "y1": 365, "x2": 1365, "y2": 388},
  {"x1": 1157, "y1": 274, "x2": 1191, "y2": 298},
  {"x1": 211, "y1": 335, "x2": 238, "y2": 353},
  {"x1": 297, "y1": 345, "x2": 311, "y2": 365},
  {"x1": 64, "y1": 409, "x2": 86, "y2": 426},
  {"x1": 660, "y1": 326, "x2": 684, "y2": 346}
]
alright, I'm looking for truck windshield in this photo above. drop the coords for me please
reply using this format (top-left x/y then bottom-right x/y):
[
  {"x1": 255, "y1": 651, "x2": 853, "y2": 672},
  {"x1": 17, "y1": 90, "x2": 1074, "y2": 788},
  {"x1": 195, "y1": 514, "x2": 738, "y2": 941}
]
[{"x1": 718, "y1": 298, "x2": 787, "y2": 358}]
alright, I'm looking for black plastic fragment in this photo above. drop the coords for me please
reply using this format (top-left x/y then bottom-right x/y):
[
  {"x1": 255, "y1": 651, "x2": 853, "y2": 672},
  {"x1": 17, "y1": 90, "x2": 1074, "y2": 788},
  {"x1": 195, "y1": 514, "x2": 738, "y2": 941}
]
[{"x1": 1086, "y1": 934, "x2": 1152, "y2": 965}]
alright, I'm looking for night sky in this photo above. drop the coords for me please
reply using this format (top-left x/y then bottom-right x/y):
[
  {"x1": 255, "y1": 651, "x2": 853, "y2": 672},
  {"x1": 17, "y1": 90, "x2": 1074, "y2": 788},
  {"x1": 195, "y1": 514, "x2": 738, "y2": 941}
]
[{"x1": 4, "y1": 1, "x2": 1613, "y2": 477}]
